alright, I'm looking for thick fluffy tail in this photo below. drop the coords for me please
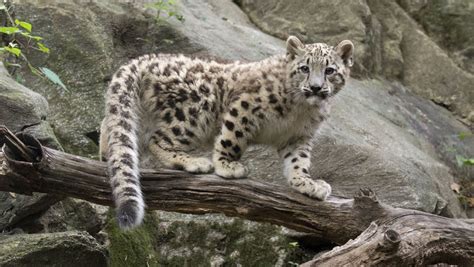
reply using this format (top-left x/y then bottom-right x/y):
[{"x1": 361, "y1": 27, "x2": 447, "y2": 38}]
[{"x1": 103, "y1": 58, "x2": 145, "y2": 229}]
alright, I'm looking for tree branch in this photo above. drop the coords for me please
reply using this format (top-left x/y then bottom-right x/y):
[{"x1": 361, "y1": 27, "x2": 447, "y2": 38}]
[{"x1": 1, "y1": 126, "x2": 473, "y2": 265}]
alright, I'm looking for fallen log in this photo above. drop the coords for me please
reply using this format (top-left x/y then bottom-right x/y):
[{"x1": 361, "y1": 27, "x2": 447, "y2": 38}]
[{"x1": 1, "y1": 125, "x2": 473, "y2": 266}]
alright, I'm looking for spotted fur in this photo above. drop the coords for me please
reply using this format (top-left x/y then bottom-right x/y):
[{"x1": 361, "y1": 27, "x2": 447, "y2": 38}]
[{"x1": 101, "y1": 36, "x2": 354, "y2": 229}]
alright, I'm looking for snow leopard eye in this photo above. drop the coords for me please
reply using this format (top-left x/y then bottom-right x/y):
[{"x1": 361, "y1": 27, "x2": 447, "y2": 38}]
[
  {"x1": 324, "y1": 67, "x2": 336, "y2": 75},
  {"x1": 299, "y1": 66, "x2": 310, "y2": 73}
]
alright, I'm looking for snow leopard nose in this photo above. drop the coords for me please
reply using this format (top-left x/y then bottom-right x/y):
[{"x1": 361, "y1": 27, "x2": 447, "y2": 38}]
[{"x1": 310, "y1": 86, "x2": 322, "y2": 94}]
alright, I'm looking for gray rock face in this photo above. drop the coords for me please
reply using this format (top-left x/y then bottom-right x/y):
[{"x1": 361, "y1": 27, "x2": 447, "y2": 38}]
[
  {"x1": 0, "y1": 63, "x2": 63, "y2": 232},
  {"x1": 0, "y1": 63, "x2": 61, "y2": 149},
  {"x1": 238, "y1": 0, "x2": 474, "y2": 123},
  {"x1": 16, "y1": 199, "x2": 109, "y2": 236},
  {"x1": 0, "y1": 231, "x2": 108, "y2": 266},
  {"x1": 237, "y1": 0, "x2": 372, "y2": 76},
  {"x1": 398, "y1": 0, "x2": 474, "y2": 74},
  {"x1": 0, "y1": 193, "x2": 61, "y2": 232},
  {"x1": 153, "y1": 212, "x2": 313, "y2": 266}
]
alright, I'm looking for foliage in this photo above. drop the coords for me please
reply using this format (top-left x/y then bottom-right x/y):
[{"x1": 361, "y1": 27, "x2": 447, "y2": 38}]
[
  {"x1": 450, "y1": 132, "x2": 474, "y2": 210},
  {"x1": 456, "y1": 155, "x2": 474, "y2": 167},
  {"x1": 39, "y1": 67, "x2": 68, "y2": 91},
  {"x1": 146, "y1": 0, "x2": 185, "y2": 23},
  {"x1": 455, "y1": 132, "x2": 474, "y2": 167},
  {"x1": 0, "y1": 3, "x2": 67, "y2": 91}
]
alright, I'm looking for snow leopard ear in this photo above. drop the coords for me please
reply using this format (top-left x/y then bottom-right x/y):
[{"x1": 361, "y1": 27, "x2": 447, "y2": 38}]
[
  {"x1": 335, "y1": 40, "x2": 354, "y2": 67},
  {"x1": 286, "y1": 36, "x2": 305, "y2": 59}
]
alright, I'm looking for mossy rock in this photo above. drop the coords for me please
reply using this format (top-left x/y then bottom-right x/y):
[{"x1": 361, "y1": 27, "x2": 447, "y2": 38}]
[
  {"x1": 105, "y1": 211, "x2": 313, "y2": 266},
  {"x1": 106, "y1": 212, "x2": 160, "y2": 267}
]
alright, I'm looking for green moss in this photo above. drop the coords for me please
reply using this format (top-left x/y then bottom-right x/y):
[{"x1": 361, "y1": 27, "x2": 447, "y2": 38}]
[{"x1": 105, "y1": 212, "x2": 160, "y2": 267}]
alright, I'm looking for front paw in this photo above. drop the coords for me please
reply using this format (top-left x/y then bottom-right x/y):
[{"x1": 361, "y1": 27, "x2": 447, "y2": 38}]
[
  {"x1": 214, "y1": 160, "x2": 248, "y2": 179},
  {"x1": 290, "y1": 177, "x2": 331, "y2": 200},
  {"x1": 185, "y1": 157, "x2": 214, "y2": 174}
]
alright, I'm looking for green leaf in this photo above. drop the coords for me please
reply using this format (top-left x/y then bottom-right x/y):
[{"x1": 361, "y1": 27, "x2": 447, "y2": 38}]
[
  {"x1": 28, "y1": 64, "x2": 42, "y2": 77},
  {"x1": 458, "y1": 132, "x2": 473, "y2": 140},
  {"x1": 0, "y1": 4, "x2": 6, "y2": 10},
  {"x1": 464, "y1": 158, "x2": 474, "y2": 166},
  {"x1": 288, "y1": 242, "x2": 299, "y2": 248},
  {"x1": 19, "y1": 31, "x2": 43, "y2": 41},
  {"x1": 4, "y1": 62, "x2": 21, "y2": 68},
  {"x1": 15, "y1": 19, "x2": 32, "y2": 32},
  {"x1": 31, "y1": 35, "x2": 43, "y2": 41},
  {"x1": 37, "y1": 43, "x2": 50, "y2": 53},
  {"x1": 456, "y1": 155, "x2": 474, "y2": 167},
  {"x1": 40, "y1": 67, "x2": 68, "y2": 91},
  {"x1": 176, "y1": 14, "x2": 184, "y2": 22},
  {"x1": 0, "y1": 27, "x2": 19, "y2": 34},
  {"x1": 4, "y1": 46, "x2": 21, "y2": 56}
]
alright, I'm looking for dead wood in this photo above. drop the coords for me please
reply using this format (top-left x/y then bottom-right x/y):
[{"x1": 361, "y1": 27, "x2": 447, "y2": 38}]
[{"x1": 1, "y1": 126, "x2": 473, "y2": 266}]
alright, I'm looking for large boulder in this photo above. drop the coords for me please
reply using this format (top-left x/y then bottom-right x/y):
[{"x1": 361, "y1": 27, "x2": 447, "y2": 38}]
[
  {"x1": 238, "y1": 0, "x2": 474, "y2": 123},
  {"x1": 397, "y1": 0, "x2": 474, "y2": 74},
  {"x1": 154, "y1": 212, "x2": 313, "y2": 266},
  {"x1": 0, "y1": 63, "x2": 61, "y2": 149},
  {"x1": 0, "y1": 231, "x2": 108, "y2": 266},
  {"x1": 236, "y1": 0, "x2": 373, "y2": 77}
]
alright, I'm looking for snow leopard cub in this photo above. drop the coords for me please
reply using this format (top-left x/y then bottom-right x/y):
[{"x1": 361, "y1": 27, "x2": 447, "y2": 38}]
[{"x1": 100, "y1": 36, "x2": 354, "y2": 228}]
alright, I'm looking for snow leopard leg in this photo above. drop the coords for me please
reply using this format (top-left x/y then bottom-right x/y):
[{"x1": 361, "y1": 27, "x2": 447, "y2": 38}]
[
  {"x1": 149, "y1": 130, "x2": 214, "y2": 174},
  {"x1": 212, "y1": 105, "x2": 255, "y2": 179},
  {"x1": 279, "y1": 139, "x2": 331, "y2": 200}
]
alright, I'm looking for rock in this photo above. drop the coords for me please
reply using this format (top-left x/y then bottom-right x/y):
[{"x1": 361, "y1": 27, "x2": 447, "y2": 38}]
[
  {"x1": 397, "y1": 0, "x2": 474, "y2": 74},
  {"x1": 0, "y1": 62, "x2": 63, "y2": 232},
  {"x1": 157, "y1": 212, "x2": 315, "y2": 266},
  {"x1": 237, "y1": 0, "x2": 373, "y2": 77},
  {"x1": 0, "y1": 62, "x2": 61, "y2": 149},
  {"x1": 15, "y1": 199, "x2": 109, "y2": 237},
  {"x1": 0, "y1": 193, "x2": 61, "y2": 232},
  {"x1": 0, "y1": 231, "x2": 108, "y2": 266},
  {"x1": 368, "y1": 0, "x2": 474, "y2": 123},
  {"x1": 238, "y1": 0, "x2": 474, "y2": 122},
  {"x1": 105, "y1": 211, "x2": 314, "y2": 266}
]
